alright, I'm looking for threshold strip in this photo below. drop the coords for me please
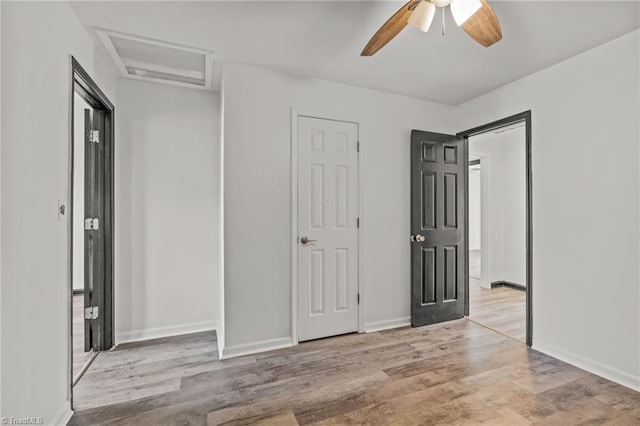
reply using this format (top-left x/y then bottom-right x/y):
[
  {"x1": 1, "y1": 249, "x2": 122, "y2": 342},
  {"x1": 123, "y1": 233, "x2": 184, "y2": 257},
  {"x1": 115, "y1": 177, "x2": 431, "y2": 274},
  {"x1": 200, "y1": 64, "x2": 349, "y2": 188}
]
[
  {"x1": 73, "y1": 351, "x2": 99, "y2": 386},
  {"x1": 465, "y1": 317, "x2": 526, "y2": 345}
]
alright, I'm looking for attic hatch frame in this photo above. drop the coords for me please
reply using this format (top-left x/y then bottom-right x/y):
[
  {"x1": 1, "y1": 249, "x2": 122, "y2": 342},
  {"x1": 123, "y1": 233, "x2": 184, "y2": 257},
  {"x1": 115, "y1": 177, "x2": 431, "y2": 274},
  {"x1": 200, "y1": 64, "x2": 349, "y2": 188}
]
[{"x1": 96, "y1": 28, "x2": 215, "y2": 91}]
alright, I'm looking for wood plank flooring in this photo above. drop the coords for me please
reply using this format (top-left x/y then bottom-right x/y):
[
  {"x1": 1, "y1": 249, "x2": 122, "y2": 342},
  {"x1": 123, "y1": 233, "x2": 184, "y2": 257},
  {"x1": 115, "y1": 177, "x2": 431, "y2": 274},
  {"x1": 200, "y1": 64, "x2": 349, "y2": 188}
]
[
  {"x1": 467, "y1": 249, "x2": 526, "y2": 342},
  {"x1": 469, "y1": 277, "x2": 526, "y2": 342},
  {"x1": 69, "y1": 320, "x2": 639, "y2": 425}
]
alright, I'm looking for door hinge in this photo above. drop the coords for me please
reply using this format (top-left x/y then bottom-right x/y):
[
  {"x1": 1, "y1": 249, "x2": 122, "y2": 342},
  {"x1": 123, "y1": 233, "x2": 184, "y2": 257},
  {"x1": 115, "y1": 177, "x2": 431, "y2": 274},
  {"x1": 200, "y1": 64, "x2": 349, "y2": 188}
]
[
  {"x1": 357, "y1": 141, "x2": 360, "y2": 152},
  {"x1": 357, "y1": 293, "x2": 360, "y2": 304},
  {"x1": 89, "y1": 130, "x2": 100, "y2": 143},
  {"x1": 84, "y1": 306, "x2": 99, "y2": 320},
  {"x1": 84, "y1": 218, "x2": 100, "y2": 230},
  {"x1": 357, "y1": 217, "x2": 360, "y2": 228}
]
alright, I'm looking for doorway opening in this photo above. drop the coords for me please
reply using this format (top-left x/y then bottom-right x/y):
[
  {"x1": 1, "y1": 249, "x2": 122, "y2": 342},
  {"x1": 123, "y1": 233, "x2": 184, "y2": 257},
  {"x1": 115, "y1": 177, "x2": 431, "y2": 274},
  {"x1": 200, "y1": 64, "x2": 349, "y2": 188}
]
[
  {"x1": 459, "y1": 111, "x2": 532, "y2": 346},
  {"x1": 407, "y1": 112, "x2": 531, "y2": 346},
  {"x1": 70, "y1": 57, "x2": 115, "y2": 397}
]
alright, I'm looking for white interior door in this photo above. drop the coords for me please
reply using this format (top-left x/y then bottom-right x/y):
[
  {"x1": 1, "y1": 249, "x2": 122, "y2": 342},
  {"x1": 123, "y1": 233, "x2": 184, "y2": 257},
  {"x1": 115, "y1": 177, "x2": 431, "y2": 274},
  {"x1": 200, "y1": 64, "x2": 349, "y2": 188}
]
[{"x1": 297, "y1": 116, "x2": 359, "y2": 342}]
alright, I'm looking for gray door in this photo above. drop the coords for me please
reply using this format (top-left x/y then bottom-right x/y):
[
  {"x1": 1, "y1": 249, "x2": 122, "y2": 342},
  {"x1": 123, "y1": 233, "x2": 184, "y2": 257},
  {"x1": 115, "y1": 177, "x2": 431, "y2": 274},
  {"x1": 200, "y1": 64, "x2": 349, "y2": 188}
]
[
  {"x1": 411, "y1": 130, "x2": 466, "y2": 327},
  {"x1": 84, "y1": 109, "x2": 105, "y2": 351}
]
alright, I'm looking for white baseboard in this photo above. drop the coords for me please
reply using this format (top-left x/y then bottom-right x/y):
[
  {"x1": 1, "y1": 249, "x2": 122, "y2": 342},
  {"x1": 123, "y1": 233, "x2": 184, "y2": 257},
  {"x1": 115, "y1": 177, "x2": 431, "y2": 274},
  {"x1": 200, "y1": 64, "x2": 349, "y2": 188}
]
[
  {"x1": 116, "y1": 321, "x2": 218, "y2": 345},
  {"x1": 534, "y1": 340, "x2": 640, "y2": 392},
  {"x1": 216, "y1": 326, "x2": 225, "y2": 358},
  {"x1": 364, "y1": 317, "x2": 411, "y2": 333},
  {"x1": 50, "y1": 400, "x2": 73, "y2": 426},
  {"x1": 221, "y1": 337, "x2": 292, "y2": 359},
  {"x1": 217, "y1": 339, "x2": 225, "y2": 359}
]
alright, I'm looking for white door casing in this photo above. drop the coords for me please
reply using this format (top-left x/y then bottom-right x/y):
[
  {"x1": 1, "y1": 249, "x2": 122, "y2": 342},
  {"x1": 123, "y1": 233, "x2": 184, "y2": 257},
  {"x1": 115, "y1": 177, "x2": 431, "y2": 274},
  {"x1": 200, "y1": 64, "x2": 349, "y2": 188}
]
[{"x1": 297, "y1": 116, "x2": 359, "y2": 342}]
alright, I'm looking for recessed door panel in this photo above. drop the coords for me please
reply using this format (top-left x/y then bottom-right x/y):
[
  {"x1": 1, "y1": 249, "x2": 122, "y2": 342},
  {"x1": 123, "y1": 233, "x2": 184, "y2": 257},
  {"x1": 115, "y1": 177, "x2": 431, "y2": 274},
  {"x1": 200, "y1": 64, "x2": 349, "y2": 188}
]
[
  {"x1": 422, "y1": 247, "x2": 436, "y2": 305},
  {"x1": 310, "y1": 130, "x2": 325, "y2": 153},
  {"x1": 422, "y1": 172, "x2": 436, "y2": 229},
  {"x1": 336, "y1": 132, "x2": 349, "y2": 154},
  {"x1": 310, "y1": 164, "x2": 325, "y2": 229},
  {"x1": 309, "y1": 250, "x2": 325, "y2": 315},
  {"x1": 444, "y1": 246, "x2": 458, "y2": 301},
  {"x1": 298, "y1": 117, "x2": 359, "y2": 341},
  {"x1": 444, "y1": 145, "x2": 458, "y2": 164},
  {"x1": 444, "y1": 173, "x2": 458, "y2": 229},
  {"x1": 335, "y1": 166, "x2": 349, "y2": 229},
  {"x1": 335, "y1": 248, "x2": 349, "y2": 312},
  {"x1": 423, "y1": 142, "x2": 436, "y2": 162}
]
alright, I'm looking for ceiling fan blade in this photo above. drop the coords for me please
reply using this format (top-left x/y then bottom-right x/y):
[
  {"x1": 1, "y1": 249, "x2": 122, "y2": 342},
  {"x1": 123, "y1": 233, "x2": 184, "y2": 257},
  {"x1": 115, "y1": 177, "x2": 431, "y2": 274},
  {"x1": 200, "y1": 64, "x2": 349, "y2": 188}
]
[
  {"x1": 361, "y1": 0, "x2": 420, "y2": 57},
  {"x1": 461, "y1": 0, "x2": 502, "y2": 48}
]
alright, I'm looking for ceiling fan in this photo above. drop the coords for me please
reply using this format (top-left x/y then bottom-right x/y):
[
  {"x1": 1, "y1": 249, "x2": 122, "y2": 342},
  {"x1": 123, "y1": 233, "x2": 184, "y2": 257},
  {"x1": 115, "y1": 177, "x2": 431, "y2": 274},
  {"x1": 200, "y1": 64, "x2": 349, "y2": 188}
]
[{"x1": 361, "y1": 0, "x2": 502, "y2": 56}]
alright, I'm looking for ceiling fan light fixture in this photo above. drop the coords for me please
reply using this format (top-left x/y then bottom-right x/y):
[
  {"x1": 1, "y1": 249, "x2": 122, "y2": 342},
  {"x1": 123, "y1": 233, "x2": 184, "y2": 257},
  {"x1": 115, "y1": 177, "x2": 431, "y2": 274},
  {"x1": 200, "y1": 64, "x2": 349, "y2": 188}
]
[
  {"x1": 407, "y1": 0, "x2": 437, "y2": 33},
  {"x1": 433, "y1": 0, "x2": 452, "y2": 7},
  {"x1": 450, "y1": 0, "x2": 482, "y2": 26}
]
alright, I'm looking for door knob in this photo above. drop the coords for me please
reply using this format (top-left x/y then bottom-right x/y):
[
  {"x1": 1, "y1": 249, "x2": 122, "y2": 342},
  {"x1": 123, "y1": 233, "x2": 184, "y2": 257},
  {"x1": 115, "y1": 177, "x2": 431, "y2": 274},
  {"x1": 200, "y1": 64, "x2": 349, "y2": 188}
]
[
  {"x1": 412, "y1": 234, "x2": 425, "y2": 242},
  {"x1": 300, "y1": 236, "x2": 317, "y2": 245}
]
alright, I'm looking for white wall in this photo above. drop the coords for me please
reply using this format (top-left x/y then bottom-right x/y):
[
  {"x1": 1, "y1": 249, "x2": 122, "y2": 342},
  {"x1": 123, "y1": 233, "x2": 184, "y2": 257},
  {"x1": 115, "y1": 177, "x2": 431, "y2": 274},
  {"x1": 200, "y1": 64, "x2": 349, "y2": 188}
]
[
  {"x1": 469, "y1": 127, "x2": 526, "y2": 287},
  {"x1": 457, "y1": 30, "x2": 640, "y2": 391},
  {"x1": 1, "y1": 1, "x2": 117, "y2": 422},
  {"x1": 469, "y1": 168, "x2": 481, "y2": 250},
  {"x1": 73, "y1": 94, "x2": 91, "y2": 292},
  {"x1": 0, "y1": 1, "x2": 3, "y2": 418},
  {"x1": 222, "y1": 62, "x2": 457, "y2": 353},
  {"x1": 501, "y1": 129, "x2": 526, "y2": 285},
  {"x1": 115, "y1": 78, "x2": 220, "y2": 343}
]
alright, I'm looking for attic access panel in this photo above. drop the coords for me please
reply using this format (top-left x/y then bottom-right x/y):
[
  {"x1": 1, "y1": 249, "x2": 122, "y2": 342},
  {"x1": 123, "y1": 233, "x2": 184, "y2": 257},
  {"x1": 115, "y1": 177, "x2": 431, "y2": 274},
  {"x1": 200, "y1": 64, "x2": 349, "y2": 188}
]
[{"x1": 97, "y1": 29, "x2": 214, "y2": 90}]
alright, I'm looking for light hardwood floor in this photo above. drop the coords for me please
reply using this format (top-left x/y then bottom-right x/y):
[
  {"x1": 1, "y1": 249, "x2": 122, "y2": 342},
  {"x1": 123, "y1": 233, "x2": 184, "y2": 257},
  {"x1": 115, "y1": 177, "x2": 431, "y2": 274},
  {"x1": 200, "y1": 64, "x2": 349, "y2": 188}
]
[
  {"x1": 468, "y1": 278, "x2": 526, "y2": 342},
  {"x1": 468, "y1": 248, "x2": 527, "y2": 342},
  {"x1": 69, "y1": 320, "x2": 639, "y2": 425}
]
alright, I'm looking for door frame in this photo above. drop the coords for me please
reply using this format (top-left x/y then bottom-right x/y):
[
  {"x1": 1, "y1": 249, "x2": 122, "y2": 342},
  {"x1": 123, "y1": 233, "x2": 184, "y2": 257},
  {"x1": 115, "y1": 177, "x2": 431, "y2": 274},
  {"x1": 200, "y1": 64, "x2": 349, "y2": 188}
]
[
  {"x1": 290, "y1": 109, "x2": 364, "y2": 345},
  {"x1": 457, "y1": 110, "x2": 533, "y2": 347},
  {"x1": 68, "y1": 57, "x2": 115, "y2": 400}
]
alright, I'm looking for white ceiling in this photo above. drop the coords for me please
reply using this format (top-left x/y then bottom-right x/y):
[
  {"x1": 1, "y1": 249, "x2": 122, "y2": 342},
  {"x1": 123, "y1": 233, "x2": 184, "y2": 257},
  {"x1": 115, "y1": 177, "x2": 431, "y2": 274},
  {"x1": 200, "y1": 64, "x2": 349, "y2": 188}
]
[{"x1": 70, "y1": 1, "x2": 640, "y2": 105}]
